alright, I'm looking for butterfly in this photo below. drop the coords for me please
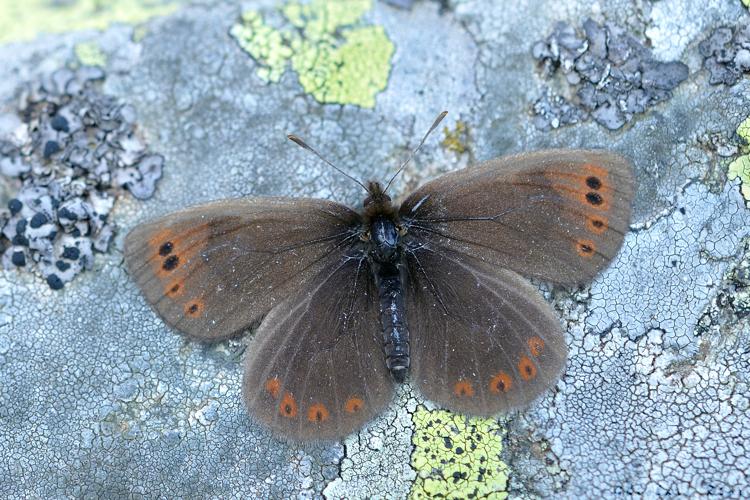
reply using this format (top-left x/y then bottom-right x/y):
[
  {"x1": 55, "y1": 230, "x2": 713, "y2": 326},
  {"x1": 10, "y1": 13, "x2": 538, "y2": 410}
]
[{"x1": 124, "y1": 112, "x2": 635, "y2": 441}]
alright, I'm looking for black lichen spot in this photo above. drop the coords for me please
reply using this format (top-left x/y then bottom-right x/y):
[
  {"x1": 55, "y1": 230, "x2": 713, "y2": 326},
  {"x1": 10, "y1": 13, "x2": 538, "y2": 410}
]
[
  {"x1": 163, "y1": 255, "x2": 179, "y2": 271},
  {"x1": 56, "y1": 260, "x2": 71, "y2": 271},
  {"x1": 586, "y1": 176, "x2": 602, "y2": 189},
  {"x1": 11, "y1": 251, "x2": 26, "y2": 267},
  {"x1": 679, "y1": 207, "x2": 686, "y2": 215},
  {"x1": 62, "y1": 246, "x2": 80, "y2": 260},
  {"x1": 159, "y1": 241, "x2": 173, "y2": 256},
  {"x1": 586, "y1": 192, "x2": 603, "y2": 205},
  {"x1": 57, "y1": 207, "x2": 78, "y2": 221},
  {"x1": 12, "y1": 234, "x2": 29, "y2": 247},
  {"x1": 50, "y1": 114, "x2": 69, "y2": 132},
  {"x1": 443, "y1": 436, "x2": 453, "y2": 450},
  {"x1": 452, "y1": 471, "x2": 467, "y2": 483},
  {"x1": 43, "y1": 140, "x2": 61, "y2": 159},
  {"x1": 30, "y1": 212, "x2": 48, "y2": 229},
  {"x1": 16, "y1": 219, "x2": 27, "y2": 234},
  {"x1": 47, "y1": 274, "x2": 64, "y2": 290},
  {"x1": 8, "y1": 198, "x2": 22, "y2": 215}
]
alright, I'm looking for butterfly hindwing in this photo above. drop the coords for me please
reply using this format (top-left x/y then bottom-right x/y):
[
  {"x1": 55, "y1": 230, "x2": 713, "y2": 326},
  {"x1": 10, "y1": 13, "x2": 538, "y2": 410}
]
[
  {"x1": 404, "y1": 246, "x2": 567, "y2": 415},
  {"x1": 124, "y1": 197, "x2": 361, "y2": 340},
  {"x1": 242, "y1": 253, "x2": 394, "y2": 441},
  {"x1": 399, "y1": 149, "x2": 635, "y2": 285}
]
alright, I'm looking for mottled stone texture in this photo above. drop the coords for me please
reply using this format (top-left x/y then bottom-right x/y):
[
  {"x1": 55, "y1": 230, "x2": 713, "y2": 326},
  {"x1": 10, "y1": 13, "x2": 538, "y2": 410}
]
[{"x1": 0, "y1": 0, "x2": 749, "y2": 498}]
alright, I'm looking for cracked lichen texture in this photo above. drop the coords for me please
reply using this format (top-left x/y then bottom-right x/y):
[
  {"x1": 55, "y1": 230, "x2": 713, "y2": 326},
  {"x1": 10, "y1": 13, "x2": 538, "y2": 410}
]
[
  {"x1": 728, "y1": 116, "x2": 750, "y2": 203},
  {"x1": 230, "y1": 0, "x2": 394, "y2": 108},
  {"x1": 410, "y1": 407, "x2": 508, "y2": 499},
  {"x1": 2, "y1": 0, "x2": 750, "y2": 497},
  {"x1": 0, "y1": 0, "x2": 183, "y2": 44}
]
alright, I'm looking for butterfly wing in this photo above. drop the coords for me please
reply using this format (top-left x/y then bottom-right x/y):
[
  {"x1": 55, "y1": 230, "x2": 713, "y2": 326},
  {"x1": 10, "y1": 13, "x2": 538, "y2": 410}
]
[
  {"x1": 242, "y1": 251, "x2": 394, "y2": 441},
  {"x1": 404, "y1": 246, "x2": 567, "y2": 415},
  {"x1": 124, "y1": 197, "x2": 361, "y2": 340},
  {"x1": 399, "y1": 149, "x2": 635, "y2": 285}
]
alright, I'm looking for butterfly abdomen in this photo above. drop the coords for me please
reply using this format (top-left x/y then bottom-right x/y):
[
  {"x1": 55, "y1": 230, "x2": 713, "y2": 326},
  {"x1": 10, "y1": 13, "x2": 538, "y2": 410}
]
[{"x1": 373, "y1": 260, "x2": 410, "y2": 383}]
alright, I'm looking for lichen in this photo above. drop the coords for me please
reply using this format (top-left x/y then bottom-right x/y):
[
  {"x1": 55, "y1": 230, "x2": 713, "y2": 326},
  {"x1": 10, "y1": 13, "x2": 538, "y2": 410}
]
[
  {"x1": 728, "y1": 116, "x2": 750, "y2": 204},
  {"x1": 0, "y1": 0, "x2": 181, "y2": 44},
  {"x1": 230, "y1": 0, "x2": 394, "y2": 108},
  {"x1": 532, "y1": 19, "x2": 688, "y2": 130},
  {"x1": 441, "y1": 121, "x2": 469, "y2": 154},
  {"x1": 0, "y1": 67, "x2": 163, "y2": 289},
  {"x1": 74, "y1": 42, "x2": 107, "y2": 67},
  {"x1": 410, "y1": 407, "x2": 508, "y2": 499}
]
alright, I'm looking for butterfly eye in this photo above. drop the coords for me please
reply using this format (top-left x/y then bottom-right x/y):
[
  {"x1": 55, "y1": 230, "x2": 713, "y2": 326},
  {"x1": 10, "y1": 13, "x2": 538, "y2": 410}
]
[{"x1": 360, "y1": 230, "x2": 371, "y2": 242}]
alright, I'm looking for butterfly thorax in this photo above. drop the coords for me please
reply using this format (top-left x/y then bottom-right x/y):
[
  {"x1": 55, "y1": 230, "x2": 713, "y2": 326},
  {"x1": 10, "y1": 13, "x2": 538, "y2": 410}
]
[{"x1": 362, "y1": 181, "x2": 405, "y2": 263}]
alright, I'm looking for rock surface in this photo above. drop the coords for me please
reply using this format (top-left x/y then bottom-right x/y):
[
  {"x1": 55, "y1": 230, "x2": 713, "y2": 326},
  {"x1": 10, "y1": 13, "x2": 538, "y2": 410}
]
[{"x1": 0, "y1": 0, "x2": 749, "y2": 498}]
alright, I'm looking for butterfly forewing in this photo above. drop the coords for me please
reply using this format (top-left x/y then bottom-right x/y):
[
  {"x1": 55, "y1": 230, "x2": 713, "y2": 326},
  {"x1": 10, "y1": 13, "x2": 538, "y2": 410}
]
[
  {"x1": 124, "y1": 197, "x2": 361, "y2": 340},
  {"x1": 400, "y1": 149, "x2": 634, "y2": 286},
  {"x1": 404, "y1": 246, "x2": 567, "y2": 415},
  {"x1": 242, "y1": 252, "x2": 394, "y2": 441}
]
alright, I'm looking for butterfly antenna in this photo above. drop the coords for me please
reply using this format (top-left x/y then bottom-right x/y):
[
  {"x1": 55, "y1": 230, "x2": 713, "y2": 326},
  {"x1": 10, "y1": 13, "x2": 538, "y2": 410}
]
[
  {"x1": 287, "y1": 134, "x2": 371, "y2": 194},
  {"x1": 384, "y1": 110, "x2": 448, "y2": 193}
]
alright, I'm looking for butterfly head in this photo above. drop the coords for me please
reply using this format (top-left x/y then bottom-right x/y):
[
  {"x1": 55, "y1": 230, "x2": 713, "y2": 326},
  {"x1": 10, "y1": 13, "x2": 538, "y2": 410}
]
[{"x1": 363, "y1": 180, "x2": 389, "y2": 204}]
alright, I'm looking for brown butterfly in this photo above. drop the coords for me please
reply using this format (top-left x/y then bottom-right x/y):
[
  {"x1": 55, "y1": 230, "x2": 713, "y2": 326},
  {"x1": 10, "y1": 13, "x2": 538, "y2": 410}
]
[{"x1": 124, "y1": 112, "x2": 635, "y2": 441}]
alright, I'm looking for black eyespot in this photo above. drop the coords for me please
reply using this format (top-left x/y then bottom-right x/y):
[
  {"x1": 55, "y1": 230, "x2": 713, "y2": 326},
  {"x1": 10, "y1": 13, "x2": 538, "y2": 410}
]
[
  {"x1": 188, "y1": 303, "x2": 198, "y2": 314},
  {"x1": 586, "y1": 176, "x2": 602, "y2": 189},
  {"x1": 159, "y1": 241, "x2": 174, "y2": 256},
  {"x1": 586, "y1": 192, "x2": 603, "y2": 205},
  {"x1": 592, "y1": 219, "x2": 604, "y2": 228},
  {"x1": 163, "y1": 255, "x2": 179, "y2": 271}
]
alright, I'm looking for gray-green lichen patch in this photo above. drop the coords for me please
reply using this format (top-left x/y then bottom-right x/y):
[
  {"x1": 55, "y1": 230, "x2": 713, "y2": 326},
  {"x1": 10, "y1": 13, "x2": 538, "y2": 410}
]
[
  {"x1": 0, "y1": 67, "x2": 164, "y2": 289},
  {"x1": 532, "y1": 19, "x2": 688, "y2": 130},
  {"x1": 699, "y1": 24, "x2": 750, "y2": 86}
]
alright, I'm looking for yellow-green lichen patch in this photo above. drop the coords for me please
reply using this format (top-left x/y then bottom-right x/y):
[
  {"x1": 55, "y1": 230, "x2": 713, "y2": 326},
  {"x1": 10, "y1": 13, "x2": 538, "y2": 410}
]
[
  {"x1": 441, "y1": 121, "x2": 470, "y2": 154},
  {"x1": 410, "y1": 407, "x2": 509, "y2": 499},
  {"x1": 74, "y1": 41, "x2": 107, "y2": 67},
  {"x1": 230, "y1": 0, "x2": 394, "y2": 108},
  {"x1": 0, "y1": 0, "x2": 182, "y2": 45},
  {"x1": 728, "y1": 116, "x2": 750, "y2": 204},
  {"x1": 743, "y1": 0, "x2": 750, "y2": 8}
]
